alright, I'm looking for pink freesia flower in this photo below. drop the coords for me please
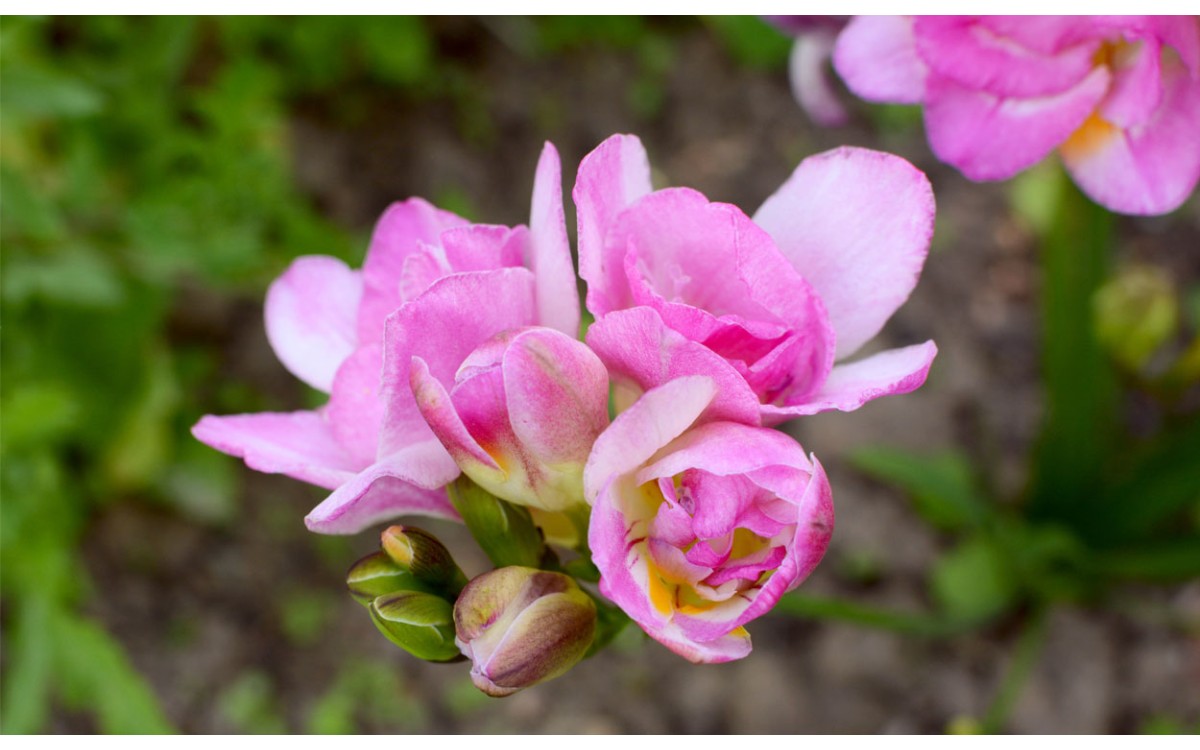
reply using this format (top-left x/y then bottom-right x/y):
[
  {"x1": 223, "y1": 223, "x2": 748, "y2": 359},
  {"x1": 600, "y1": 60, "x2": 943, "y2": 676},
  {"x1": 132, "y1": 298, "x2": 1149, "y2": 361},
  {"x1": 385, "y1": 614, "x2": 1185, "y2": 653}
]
[
  {"x1": 585, "y1": 376, "x2": 834, "y2": 663},
  {"x1": 193, "y1": 143, "x2": 578, "y2": 533},
  {"x1": 832, "y1": 15, "x2": 1200, "y2": 215},
  {"x1": 574, "y1": 134, "x2": 937, "y2": 426},
  {"x1": 411, "y1": 326, "x2": 610, "y2": 513}
]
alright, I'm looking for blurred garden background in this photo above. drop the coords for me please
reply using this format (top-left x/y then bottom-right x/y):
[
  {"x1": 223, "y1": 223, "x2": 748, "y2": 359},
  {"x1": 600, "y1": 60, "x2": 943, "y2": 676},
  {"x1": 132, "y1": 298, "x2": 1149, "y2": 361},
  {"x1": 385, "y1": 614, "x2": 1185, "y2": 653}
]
[{"x1": 2, "y1": 16, "x2": 1198, "y2": 733}]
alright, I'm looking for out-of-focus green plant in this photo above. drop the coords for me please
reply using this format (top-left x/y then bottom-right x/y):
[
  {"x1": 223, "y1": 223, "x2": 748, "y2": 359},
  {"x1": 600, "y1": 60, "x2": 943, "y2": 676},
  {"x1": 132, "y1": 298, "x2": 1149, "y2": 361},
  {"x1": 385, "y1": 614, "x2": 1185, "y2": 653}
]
[{"x1": 781, "y1": 165, "x2": 1200, "y2": 733}]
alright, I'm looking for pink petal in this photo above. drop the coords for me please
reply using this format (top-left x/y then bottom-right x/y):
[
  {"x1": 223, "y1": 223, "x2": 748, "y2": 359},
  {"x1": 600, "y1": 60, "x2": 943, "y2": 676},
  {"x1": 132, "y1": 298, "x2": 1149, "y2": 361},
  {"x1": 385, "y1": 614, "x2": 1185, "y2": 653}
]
[
  {"x1": 409, "y1": 356, "x2": 500, "y2": 474},
  {"x1": 1062, "y1": 57, "x2": 1200, "y2": 215},
  {"x1": 191, "y1": 411, "x2": 359, "y2": 490},
  {"x1": 753, "y1": 147, "x2": 935, "y2": 359},
  {"x1": 378, "y1": 268, "x2": 538, "y2": 456},
  {"x1": 502, "y1": 328, "x2": 610, "y2": 467},
  {"x1": 303, "y1": 441, "x2": 461, "y2": 534},
  {"x1": 325, "y1": 344, "x2": 384, "y2": 468},
  {"x1": 1097, "y1": 37, "x2": 1163, "y2": 129},
  {"x1": 923, "y1": 65, "x2": 1112, "y2": 181},
  {"x1": 573, "y1": 134, "x2": 653, "y2": 316},
  {"x1": 833, "y1": 15, "x2": 927, "y2": 104},
  {"x1": 913, "y1": 16, "x2": 1101, "y2": 98},
  {"x1": 583, "y1": 376, "x2": 717, "y2": 506},
  {"x1": 357, "y1": 198, "x2": 469, "y2": 345},
  {"x1": 528, "y1": 142, "x2": 582, "y2": 337},
  {"x1": 761, "y1": 340, "x2": 938, "y2": 423},
  {"x1": 790, "y1": 30, "x2": 850, "y2": 126},
  {"x1": 439, "y1": 224, "x2": 526, "y2": 273},
  {"x1": 264, "y1": 256, "x2": 362, "y2": 392},
  {"x1": 585, "y1": 307, "x2": 762, "y2": 426},
  {"x1": 636, "y1": 422, "x2": 811, "y2": 486}
]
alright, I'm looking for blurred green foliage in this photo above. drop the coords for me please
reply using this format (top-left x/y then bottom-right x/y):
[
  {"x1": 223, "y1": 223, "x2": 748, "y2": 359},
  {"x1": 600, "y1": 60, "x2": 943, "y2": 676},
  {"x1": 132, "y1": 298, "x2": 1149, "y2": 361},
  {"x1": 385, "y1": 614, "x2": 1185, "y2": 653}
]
[{"x1": 0, "y1": 16, "x2": 477, "y2": 733}]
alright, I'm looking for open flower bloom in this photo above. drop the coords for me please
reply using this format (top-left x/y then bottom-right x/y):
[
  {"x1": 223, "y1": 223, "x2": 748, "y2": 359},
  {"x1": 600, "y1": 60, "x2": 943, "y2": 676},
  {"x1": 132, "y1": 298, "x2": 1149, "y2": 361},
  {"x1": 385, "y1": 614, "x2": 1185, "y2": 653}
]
[
  {"x1": 585, "y1": 376, "x2": 834, "y2": 663},
  {"x1": 193, "y1": 143, "x2": 578, "y2": 533},
  {"x1": 575, "y1": 134, "x2": 937, "y2": 426},
  {"x1": 411, "y1": 326, "x2": 609, "y2": 513},
  {"x1": 832, "y1": 15, "x2": 1200, "y2": 215}
]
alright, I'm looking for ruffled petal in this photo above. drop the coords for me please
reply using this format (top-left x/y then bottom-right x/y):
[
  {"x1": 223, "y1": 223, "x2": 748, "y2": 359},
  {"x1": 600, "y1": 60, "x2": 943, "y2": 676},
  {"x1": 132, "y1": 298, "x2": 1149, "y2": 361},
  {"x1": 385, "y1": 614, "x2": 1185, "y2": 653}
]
[
  {"x1": 1062, "y1": 57, "x2": 1200, "y2": 215},
  {"x1": 303, "y1": 440, "x2": 461, "y2": 534},
  {"x1": 923, "y1": 65, "x2": 1111, "y2": 181},
  {"x1": 833, "y1": 15, "x2": 927, "y2": 104},
  {"x1": 573, "y1": 134, "x2": 653, "y2": 316},
  {"x1": 264, "y1": 256, "x2": 362, "y2": 392},
  {"x1": 753, "y1": 146, "x2": 934, "y2": 359},
  {"x1": 528, "y1": 142, "x2": 582, "y2": 337},
  {"x1": 192, "y1": 411, "x2": 358, "y2": 490},
  {"x1": 761, "y1": 340, "x2": 938, "y2": 423}
]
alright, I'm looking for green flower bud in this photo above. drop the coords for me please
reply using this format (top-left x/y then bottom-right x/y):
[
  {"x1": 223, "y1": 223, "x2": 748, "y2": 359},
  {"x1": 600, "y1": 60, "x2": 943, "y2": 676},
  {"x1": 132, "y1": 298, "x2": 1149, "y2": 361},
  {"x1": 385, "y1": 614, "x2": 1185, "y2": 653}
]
[
  {"x1": 447, "y1": 476, "x2": 545, "y2": 569},
  {"x1": 346, "y1": 551, "x2": 439, "y2": 605},
  {"x1": 1094, "y1": 265, "x2": 1178, "y2": 371},
  {"x1": 370, "y1": 591, "x2": 461, "y2": 662},
  {"x1": 454, "y1": 567, "x2": 596, "y2": 697},
  {"x1": 381, "y1": 525, "x2": 468, "y2": 596}
]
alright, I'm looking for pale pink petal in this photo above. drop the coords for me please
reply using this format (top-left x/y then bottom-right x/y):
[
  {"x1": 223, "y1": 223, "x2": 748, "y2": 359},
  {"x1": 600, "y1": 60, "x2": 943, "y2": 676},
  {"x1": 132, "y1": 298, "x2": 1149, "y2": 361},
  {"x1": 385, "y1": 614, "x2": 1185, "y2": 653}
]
[
  {"x1": 753, "y1": 147, "x2": 934, "y2": 359},
  {"x1": 761, "y1": 341, "x2": 938, "y2": 423},
  {"x1": 583, "y1": 376, "x2": 717, "y2": 505},
  {"x1": 192, "y1": 411, "x2": 358, "y2": 490},
  {"x1": 790, "y1": 30, "x2": 850, "y2": 126},
  {"x1": 573, "y1": 134, "x2": 653, "y2": 316},
  {"x1": 503, "y1": 328, "x2": 610, "y2": 467},
  {"x1": 357, "y1": 198, "x2": 469, "y2": 345},
  {"x1": 1062, "y1": 58, "x2": 1200, "y2": 215},
  {"x1": 923, "y1": 65, "x2": 1112, "y2": 181},
  {"x1": 439, "y1": 224, "x2": 526, "y2": 273},
  {"x1": 833, "y1": 15, "x2": 927, "y2": 104},
  {"x1": 913, "y1": 16, "x2": 1101, "y2": 98},
  {"x1": 303, "y1": 440, "x2": 461, "y2": 534},
  {"x1": 528, "y1": 142, "x2": 582, "y2": 337},
  {"x1": 379, "y1": 269, "x2": 538, "y2": 456},
  {"x1": 264, "y1": 256, "x2": 362, "y2": 393},
  {"x1": 325, "y1": 344, "x2": 384, "y2": 468},
  {"x1": 585, "y1": 307, "x2": 762, "y2": 426}
]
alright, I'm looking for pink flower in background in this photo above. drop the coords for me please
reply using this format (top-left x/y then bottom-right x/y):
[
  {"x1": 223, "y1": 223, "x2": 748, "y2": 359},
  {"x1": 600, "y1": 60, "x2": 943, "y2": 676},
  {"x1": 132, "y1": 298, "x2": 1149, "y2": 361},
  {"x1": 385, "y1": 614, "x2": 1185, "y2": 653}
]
[
  {"x1": 585, "y1": 376, "x2": 833, "y2": 663},
  {"x1": 764, "y1": 16, "x2": 851, "y2": 127},
  {"x1": 193, "y1": 143, "x2": 578, "y2": 533},
  {"x1": 832, "y1": 15, "x2": 1200, "y2": 215},
  {"x1": 574, "y1": 134, "x2": 937, "y2": 425}
]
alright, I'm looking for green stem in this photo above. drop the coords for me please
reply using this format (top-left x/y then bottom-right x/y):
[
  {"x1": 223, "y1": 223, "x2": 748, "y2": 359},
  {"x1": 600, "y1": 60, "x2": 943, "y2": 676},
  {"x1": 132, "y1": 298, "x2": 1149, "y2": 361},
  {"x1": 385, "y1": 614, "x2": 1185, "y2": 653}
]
[
  {"x1": 981, "y1": 607, "x2": 1049, "y2": 734},
  {"x1": 775, "y1": 593, "x2": 972, "y2": 637}
]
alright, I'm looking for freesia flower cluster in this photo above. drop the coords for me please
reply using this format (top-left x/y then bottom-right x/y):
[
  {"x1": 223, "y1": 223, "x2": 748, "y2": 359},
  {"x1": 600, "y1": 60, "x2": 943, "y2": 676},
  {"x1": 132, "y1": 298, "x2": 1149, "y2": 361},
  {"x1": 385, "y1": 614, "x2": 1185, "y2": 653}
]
[
  {"x1": 780, "y1": 15, "x2": 1200, "y2": 216},
  {"x1": 195, "y1": 134, "x2": 936, "y2": 693}
]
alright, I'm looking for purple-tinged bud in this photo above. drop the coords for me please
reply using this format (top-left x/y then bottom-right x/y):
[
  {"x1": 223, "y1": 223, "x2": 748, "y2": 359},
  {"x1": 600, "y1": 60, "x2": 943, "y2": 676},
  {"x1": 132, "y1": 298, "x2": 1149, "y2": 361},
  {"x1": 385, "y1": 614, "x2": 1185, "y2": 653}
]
[{"x1": 454, "y1": 567, "x2": 596, "y2": 697}]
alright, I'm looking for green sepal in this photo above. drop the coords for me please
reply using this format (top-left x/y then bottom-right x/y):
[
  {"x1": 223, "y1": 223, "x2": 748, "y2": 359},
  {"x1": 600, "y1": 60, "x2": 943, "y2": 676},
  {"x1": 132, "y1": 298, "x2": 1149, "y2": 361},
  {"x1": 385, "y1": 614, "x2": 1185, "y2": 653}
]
[
  {"x1": 345, "y1": 551, "x2": 439, "y2": 606},
  {"x1": 369, "y1": 591, "x2": 462, "y2": 662},
  {"x1": 447, "y1": 475, "x2": 545, "y2": 568}
]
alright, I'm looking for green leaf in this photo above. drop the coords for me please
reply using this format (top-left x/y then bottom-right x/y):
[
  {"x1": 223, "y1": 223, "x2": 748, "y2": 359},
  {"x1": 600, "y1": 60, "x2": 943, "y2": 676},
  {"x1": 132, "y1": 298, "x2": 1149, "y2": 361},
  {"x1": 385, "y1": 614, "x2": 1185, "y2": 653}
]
[
  {"x1": 52, "y1": 613, "x2": 175, "y2": 733},
  {"x1": 0, "y1": 65, "x2": 104, "y2": 119},
  {"x1": 703, "y1": 16, "x2": 792, "y2": 69},
  {"x1": 0, "y1": 594, "x2": 54, "y2": 734},
  {"x1": 851, "y1": 447, "x2": 990, "y2": 532},
  {"x1": 1092, "y1": 537, "x2": 1200, "y2": 581},
  {"x1": 930, "y1": 537, "x2": 1018, "y2": 624}
]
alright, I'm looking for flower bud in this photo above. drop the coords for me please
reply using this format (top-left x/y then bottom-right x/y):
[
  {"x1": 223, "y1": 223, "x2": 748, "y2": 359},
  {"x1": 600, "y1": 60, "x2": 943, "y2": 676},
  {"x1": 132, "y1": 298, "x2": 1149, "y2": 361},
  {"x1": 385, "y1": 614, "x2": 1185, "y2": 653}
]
[
  {"x1": 346, "y1": 551, "x2": 438, "y2": 605},
  {"x1": 381, "y1": 525, "x2": 468, "y2": 596},
  {"x1": 1094, "y1": 265, "x2": 1178, "y2": 371},
  {"x1": 370, "y1": 590, "x2": 461, "y2": 662},
  {"x1": 454, "y1": 567, "x2": 596, "y2": 697}
]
